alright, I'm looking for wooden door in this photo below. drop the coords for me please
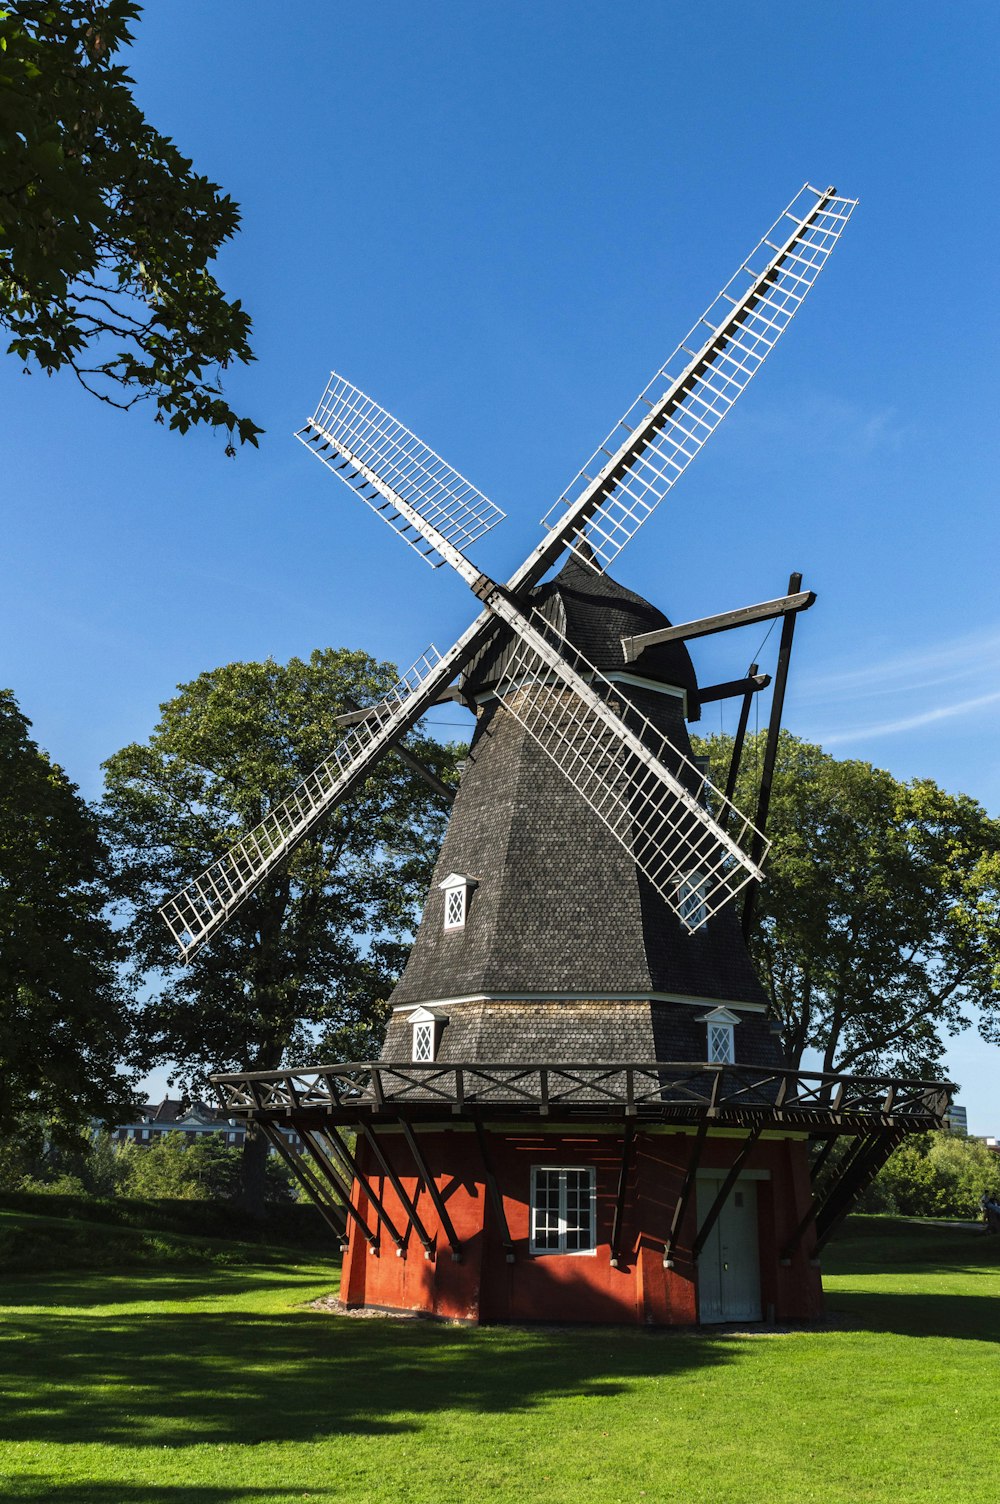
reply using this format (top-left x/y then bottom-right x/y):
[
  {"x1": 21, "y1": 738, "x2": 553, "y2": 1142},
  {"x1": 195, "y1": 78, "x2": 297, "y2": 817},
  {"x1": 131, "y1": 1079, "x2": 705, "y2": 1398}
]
[{"x1": 696, "y1": 1174, "x2": 762, "y2": 1324}]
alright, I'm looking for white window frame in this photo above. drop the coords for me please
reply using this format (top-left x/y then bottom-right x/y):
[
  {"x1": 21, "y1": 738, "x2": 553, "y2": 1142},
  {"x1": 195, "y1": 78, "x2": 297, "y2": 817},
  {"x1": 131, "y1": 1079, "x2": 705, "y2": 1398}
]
[
  {"x1": 707, "y1": 1020, "x2": 735, "y2": 1064},
  {"x1": 412, "y1": 1018, "x2": 435, "y2": 1063},
  {"x1": 444, "y1": 886, "x2": 467, "y2": 930},
  {"x1": 529, "y1": 1165, "x2": 597, "y2": 1256}
]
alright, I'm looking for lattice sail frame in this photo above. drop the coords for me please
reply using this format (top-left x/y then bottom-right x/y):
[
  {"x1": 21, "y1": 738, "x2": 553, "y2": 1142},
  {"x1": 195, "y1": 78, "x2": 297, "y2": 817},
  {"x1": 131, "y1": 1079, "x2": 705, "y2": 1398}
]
[
  {"x1": 539, "y1": 185, "x2": 857, "y2": 572},
  {"x1": 492, "y1": 610, "x2": 768, "y2": 931},
  {"x1": 297, "y1": 374, "x2": 507, "y2": 568},
  {"x1": 160, "y1": 648, "x2": 444, "y2": 958}
]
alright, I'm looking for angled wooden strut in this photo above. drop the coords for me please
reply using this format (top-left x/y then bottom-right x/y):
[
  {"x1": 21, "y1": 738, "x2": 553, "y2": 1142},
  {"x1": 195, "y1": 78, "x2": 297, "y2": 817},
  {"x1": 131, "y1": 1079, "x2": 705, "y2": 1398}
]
[
  {"x1": 319, "y1": 1125, "x2": 408, "y2": 1255},
  {"x1": 296, "y1": 1126, "x2": 378, "y2": 1251},
  {"x1": 358, "y1": 1122, "x2": 436, "y2": 1260},
  {"x1": 663, "y1": 1117, "x2": 709, "y2": 1269},
  {"x1": 398, "y1": 1119, "x2": 463, "y2": 1262},
  {"x1": 609, "y1": 1122, "x2": 636, "y2": 1269},
  {"x1": 257, "y1": 1120, "x2": 348, "y2": 1245},
  {"x1": 691, "y1": 1122, "x2": 762, "y2": 1260},
  {"x1": 743, "y1": 572, "x2": 810, "y2": 940},
  {"x1": 475, "y1": 1118, "x2": 516, "y2": 1264},
  {"x1": 620, "y1": 588, "x2": 815, "y2": 661}
]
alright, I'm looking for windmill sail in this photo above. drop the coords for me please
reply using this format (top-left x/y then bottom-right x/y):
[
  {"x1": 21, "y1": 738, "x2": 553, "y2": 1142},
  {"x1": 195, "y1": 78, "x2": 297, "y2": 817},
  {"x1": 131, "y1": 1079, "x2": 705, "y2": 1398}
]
[
  {"x1": 297, "y1": 374, "x2": 506, "y2": 570},
  {"x1": 489, "y1": 605, "x2": 767, "y2": 930},
  {"x1": 532, "y1": 185, "x2": 856, "y2": 577},
  {"x1": 160, "y1": 646, "x2": 464, "y2": 959}
]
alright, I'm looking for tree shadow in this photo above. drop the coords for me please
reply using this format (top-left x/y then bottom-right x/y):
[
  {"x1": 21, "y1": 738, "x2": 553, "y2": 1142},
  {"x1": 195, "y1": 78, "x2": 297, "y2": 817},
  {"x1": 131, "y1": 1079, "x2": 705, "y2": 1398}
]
[
  {"x1": 0, "y1": 1267, "x2": 741, "y2": 1449},
  {"x1": 1, "y1": 1483, "x2": 336, "y2": 1504},
  {"x1": 824, "y1": 1289, "x2": 1000, "y2": 1342}
]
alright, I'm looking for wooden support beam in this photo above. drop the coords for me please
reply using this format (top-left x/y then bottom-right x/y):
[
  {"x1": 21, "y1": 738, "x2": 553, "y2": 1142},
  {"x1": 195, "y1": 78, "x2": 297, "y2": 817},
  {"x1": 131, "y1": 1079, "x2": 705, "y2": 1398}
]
[
  {"x1": 333, "y1": 698, "x2": 455, "y2": 805},
  {"x1": 698, "y1": 672, "x2": 771, "y2": 706},
  {"x1": 780, "y1": 1130, "x2": 879, "y2": 1263},
  {"x1": 621, "y1": 588, "x2": 815, "y2": 661},
  {"x1": 320, "y1": 1126, "x2": 408, "y2": 1254},
  {"x1": 663, "y1": 1117, "x2": 709, "y2": 1268},
  {"x1": 691, "y1": 1123, "x2": 762, "y2": 1259},
  {"x1": 721, "y1": 661, "x2": 759, "y2": 822},
  {"x1": 814, "y1": 1129, "x2": 905, "y2": 1253},
  {"x1": 297, "y1": 1127, "x2": 378, "y2": 1250},
  {"x1": 258, "y1": 1121, "x2": 348, "y2": 1245},
  {"x1": 807, "y1": 1134, "x2": 840, "y2": 1184},
  {"x1": 743, "y1": 573, "x2": 806, "y2": 941},
  {"x1": 474, "y1": 1118, "x2": 516, "y2": 1264},
  {"x1": 399, "y1": 1119, "x2": 463, "y2": 1261},
  {"x1": 609, "y1": 1122, "x2": 635, "y2": 1269},
  {"x1": 359, "y1": 1123, "x2": 436, "y2": 1259}
]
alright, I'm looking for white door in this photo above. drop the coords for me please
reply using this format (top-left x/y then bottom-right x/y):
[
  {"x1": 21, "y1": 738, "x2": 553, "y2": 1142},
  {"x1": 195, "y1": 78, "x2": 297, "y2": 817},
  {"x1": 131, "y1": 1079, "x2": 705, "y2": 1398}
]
[{"x1": 696, "y1": 1175, "x2": 762, "y2": 1323}]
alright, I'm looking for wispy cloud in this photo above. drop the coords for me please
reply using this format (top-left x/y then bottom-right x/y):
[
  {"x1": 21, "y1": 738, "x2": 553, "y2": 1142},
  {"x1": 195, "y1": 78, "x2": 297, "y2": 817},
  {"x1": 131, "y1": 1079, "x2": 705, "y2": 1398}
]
[
  {"x1": 818, "y1": 689, "x2": 1000, "y2": 748},
  {"x1": 801, "y1": 625, "x2": 1000, "y2": 749}
]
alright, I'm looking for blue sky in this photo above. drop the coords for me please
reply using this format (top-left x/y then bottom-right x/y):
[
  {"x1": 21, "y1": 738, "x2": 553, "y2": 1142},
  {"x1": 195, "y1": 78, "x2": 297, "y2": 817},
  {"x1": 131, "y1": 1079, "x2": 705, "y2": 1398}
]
[{"x1": 3, "y1": 3, "x2": 998, "y2": 1128}]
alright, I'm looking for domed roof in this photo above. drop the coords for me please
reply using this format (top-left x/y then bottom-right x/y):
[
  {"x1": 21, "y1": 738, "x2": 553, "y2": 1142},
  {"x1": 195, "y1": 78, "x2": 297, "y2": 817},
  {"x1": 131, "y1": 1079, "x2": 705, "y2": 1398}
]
[{"x1": 463, "y1": 552, "x2": 698, "y2": 701}]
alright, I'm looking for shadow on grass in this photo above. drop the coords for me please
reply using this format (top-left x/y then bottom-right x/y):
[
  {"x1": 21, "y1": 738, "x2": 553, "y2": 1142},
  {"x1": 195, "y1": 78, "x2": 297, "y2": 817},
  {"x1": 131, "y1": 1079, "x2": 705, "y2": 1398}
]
[
  {"x1": 0, "y1": 1266, "x2": 740, "y2": 1449},
  {"x1": 824, "y1": 1289, "x2": 1000, "y2": 1342},
  {"x1": 1, "y1": 1483, "x2": 336, "y2": 1504}
]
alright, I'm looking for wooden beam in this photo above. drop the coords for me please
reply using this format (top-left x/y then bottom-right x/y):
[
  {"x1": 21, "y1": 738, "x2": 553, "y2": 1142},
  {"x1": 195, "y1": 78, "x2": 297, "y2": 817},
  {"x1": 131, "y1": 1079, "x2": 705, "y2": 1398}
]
[
  {"x1": 333, "y1": 697, "x2": 455, "y2": 804},
  {"x1": 320, "y1": 1126, "x2": 408, "y2": 1254},
  {"x1": 258, "y1": 1121, "x2": 348, "y2": 1245},
  {"x1": 663, "y1": 1117, "x2": 709, "y2": 1268},
  {"x1": 399, "y1": 1119, "x2": 463, "y2": 1261},
  {"x1": 297, "y1": 1127, "x2": 378, "y2": 1250},
  {"x1": 698, "y1": 672, "x2": 771, "y2": 706},
  {"x1": 691, "y1": 1123, "x2": 762, "y2": 1259},
  {"x1": 621, "y1": 589, "x2": 815, "y2": 661},
  {"x1": 743, "y1": 573, "x2": 805, "y2": 941},
  {"x1": 609, "y1": 1123, "x2": 635, "y2": 1269},
  {"x1": 359, "y1": 1123, "x2": 436, "y2": 1259},
  {"x1": 474, "y1": 1118, "x2": 516, "y2": 1263},
  {"x1": 722, "y1": 662, "x2": 759, "y2": 818}
]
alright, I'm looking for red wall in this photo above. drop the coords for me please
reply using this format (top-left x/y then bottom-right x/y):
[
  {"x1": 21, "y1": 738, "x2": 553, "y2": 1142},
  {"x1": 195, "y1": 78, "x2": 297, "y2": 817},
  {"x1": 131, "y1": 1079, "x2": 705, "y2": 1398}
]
[{"x1": 340, "y1": 1126, "x2": 822, "y2": 1325}]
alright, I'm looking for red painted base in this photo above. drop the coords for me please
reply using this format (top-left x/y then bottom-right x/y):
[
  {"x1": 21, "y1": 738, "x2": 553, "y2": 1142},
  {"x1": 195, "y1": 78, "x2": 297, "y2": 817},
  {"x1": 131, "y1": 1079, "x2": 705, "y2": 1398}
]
[{"x1": 340, "y1": 1127, "x2": 823, "y2": 1325}]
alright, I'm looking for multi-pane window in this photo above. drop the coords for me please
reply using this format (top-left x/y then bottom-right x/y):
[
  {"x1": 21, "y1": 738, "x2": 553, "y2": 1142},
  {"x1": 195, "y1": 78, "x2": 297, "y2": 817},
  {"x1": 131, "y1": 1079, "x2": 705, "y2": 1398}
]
[
  {"x1": 707, "y1": 1021, "x2": 735, "y2": 1064},
  {"x1": 444, "y1": 886, "x2": 466, "y2": 929},
  {"x1": 530, "y1": 1166, "x2": 597, "y2": 1254},
  {"x1": 412, "y1": 1020, "x2": 435, "y2": 1063}
]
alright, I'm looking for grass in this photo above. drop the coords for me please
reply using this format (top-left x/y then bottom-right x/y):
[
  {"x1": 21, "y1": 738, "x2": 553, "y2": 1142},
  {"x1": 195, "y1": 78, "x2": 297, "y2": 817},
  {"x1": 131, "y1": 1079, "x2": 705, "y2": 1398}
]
[{"x1": 0, "y1": 1212, "x2": 997, "y2": 1504}]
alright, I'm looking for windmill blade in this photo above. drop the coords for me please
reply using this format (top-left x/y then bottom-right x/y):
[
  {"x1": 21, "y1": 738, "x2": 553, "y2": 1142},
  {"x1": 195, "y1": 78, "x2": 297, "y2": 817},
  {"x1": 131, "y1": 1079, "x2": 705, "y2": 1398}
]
[
  {"x1": 488, "y1": 601, "x2": 768, "y2": 931},
  {"x1": 530, "y1": 184, "x2": 856, "y2": 579},
  {"x1": 160, "y1": 644, "x2": 469, "y2": 960},
  {"x1": 297, "y1": 373, "x2": 506, "y2": 572}
]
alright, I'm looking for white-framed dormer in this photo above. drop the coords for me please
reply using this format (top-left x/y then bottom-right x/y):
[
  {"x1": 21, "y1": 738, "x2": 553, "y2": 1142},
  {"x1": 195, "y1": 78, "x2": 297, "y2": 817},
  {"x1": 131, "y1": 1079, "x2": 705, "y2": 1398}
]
[
  {"x1": 439, "y1": 871, "x2": 478, "y2": 932},
  {"x1": 408, "y1": 1005, "x2": 448, "y2": 1063},
  {"x1": 700, "y1": 1005, "x2": 740, "y2": 1065}
]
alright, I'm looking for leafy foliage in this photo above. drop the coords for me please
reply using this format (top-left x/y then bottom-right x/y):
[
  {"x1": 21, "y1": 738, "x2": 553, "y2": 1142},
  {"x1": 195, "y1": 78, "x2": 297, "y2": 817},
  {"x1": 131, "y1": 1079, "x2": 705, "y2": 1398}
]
[
  {"x1": 116, "y1": 1130, "x2": 292, "y2": 1203},
  {"x1": 860, "y1": 1131, "x2": 1000, "y2": 1220},
  {"x1": 101, "y1": 648, "x2": 460, "y2": 1206},
  {"x1": 695, "y1": 731, "x2": 1000, "y2": 1077},
  {"x1": 0, "y1": 688, "x2": 138, "y2": 1136},
  {"x1": 0, "y1": 1, "x2": 260, "y2": 447}
]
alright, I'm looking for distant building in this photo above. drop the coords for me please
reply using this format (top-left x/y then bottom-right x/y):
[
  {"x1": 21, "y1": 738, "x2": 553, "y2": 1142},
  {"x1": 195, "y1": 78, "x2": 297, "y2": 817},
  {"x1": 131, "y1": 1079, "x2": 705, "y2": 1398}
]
[
  {"x1": 111, "y1": 1098, "x2": 302, "y2": 1152},
  {"x1": 944, "y1": 1104, "x2": 968, "y2": 1136}
]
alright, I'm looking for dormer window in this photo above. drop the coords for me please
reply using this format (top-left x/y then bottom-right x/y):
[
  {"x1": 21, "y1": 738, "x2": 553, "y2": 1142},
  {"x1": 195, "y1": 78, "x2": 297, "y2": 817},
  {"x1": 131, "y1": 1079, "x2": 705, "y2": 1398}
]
[
  {"x1": 408, "y1": 1006, "x2": 447, "y2": 1063},
  {"x1": 701, "y1": 1006, "x2": 739, "y2": 1065},
  {"x1": 439, "y1": 871, "x2": 478, "y2": 932}
]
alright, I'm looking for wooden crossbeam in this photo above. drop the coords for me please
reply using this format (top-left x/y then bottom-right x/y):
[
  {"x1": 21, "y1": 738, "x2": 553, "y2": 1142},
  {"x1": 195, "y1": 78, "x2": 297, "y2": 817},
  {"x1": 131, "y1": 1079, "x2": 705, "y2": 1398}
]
[
  {"x1": 691, "y1": 1123, "x2": 762, "y2": 1260},
  {"x1": 475, "y1": 1119, "x2": 515, "y2": 1264},
  {"x1": 663, "y1": 1117, "x2": 709, "y2": 1268},
  {"x1": 258, "y1": 1121, "x2": 348, "y2": 1246},
  {"x1": 359, "y1": 1123, "x2": 436, "y2": 1259},
  {"x1": 620, "y1": 588, "x2": 815, "y2": 662},
  {"x1": 321, "y1": 1126, "x2": 407, "y2": 1254},
  {"x1": 698, "y1": 672, "x2": 771, "y2": 705},
  {"x1": 297, "y1": 1127, "x2": 378, "y2": 1250},
  {"x1": 609, "y1": 1123, "x2": 635, "y2": 1269}
]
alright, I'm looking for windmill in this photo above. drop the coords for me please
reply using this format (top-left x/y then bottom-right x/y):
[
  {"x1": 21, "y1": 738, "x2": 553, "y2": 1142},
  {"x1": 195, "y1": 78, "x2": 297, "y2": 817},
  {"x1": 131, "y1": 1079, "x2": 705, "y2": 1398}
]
[
  {"x1": 161, "y1": 183, "x2": 855, "y2": 963},
  {"x1": 175, "y1": 182, "x2": 950, "y2": 1327}
]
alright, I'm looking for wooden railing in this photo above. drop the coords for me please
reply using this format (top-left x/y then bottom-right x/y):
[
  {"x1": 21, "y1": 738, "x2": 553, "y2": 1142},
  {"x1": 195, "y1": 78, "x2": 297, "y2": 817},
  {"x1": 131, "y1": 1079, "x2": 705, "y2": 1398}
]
[{"x1": 211, "y1": 1060, "x2": 951, "y2": 1130}]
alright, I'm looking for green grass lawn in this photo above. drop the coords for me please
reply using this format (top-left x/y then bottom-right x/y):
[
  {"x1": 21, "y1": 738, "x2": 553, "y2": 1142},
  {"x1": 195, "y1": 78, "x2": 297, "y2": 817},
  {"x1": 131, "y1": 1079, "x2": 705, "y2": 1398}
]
[{"x1": 0, "y1": 1211, "x2": 997, "y2": 1504}]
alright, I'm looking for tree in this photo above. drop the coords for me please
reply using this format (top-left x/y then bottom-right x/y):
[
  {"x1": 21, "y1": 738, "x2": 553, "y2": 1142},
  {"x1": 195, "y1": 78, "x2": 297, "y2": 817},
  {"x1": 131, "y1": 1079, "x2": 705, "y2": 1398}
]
[
  {"x1": 862, "y1": 1131, "x2": 1000, "y2": 1220},
  {"x1": 0, "y1": 688, "x2": 137, "y2": 1137},
  {"x1": 0, "y1": 1, "x2": 261, "y2": 448},
  {"x1": 695, "y1": 731, "x2": 1000, "y2": 1079},
  {"x1": 101, "y1": 650, "x2": 460, "y2": 1213}
]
